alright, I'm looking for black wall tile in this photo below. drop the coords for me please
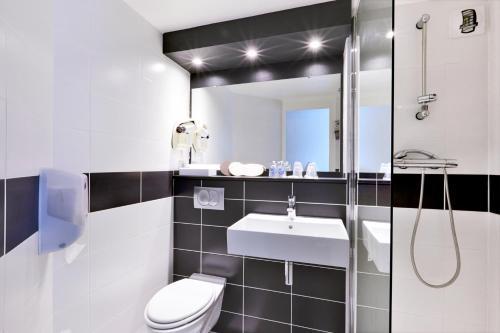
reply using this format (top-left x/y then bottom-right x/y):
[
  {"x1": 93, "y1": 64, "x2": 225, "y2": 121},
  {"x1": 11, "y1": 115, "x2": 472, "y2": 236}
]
[
  {"x1": 202, "y1": 226, "x2": 227, "y2": 254},
  {"x1": 244, "y1": 316, "x2": 290, "y2": 333},
  {"x1": 90, "y1": 172, "x2": 140, "y2": 212},
  {"x1": 245, "y1": 200, "x2": 288, "y2": 215},
  {"x1": 492, "y1": 175, "x2": 500, "y2": 214},
  {"x1": 174, "y1": 177, "x2": 200, "y2": 196},
  {"x1": 292, "y1": 295, "x2": 345, "y2": 333},
  {"x1": 173, "y1": 249, "x2": 200, "y2": 276},
  {"x1": 202, "y1": 179, "x2": 243, "y2": 199},
  {"x1": 142, "y1": 171, "x2": 173, "y2": 202},
  {"x1": 244, "y1": 288, "x2": 291, "y2": 323},
  {"x1": 202, "y1": 253, "x2": 243, "y2": 285},
  {"x1": 358, "y1": 183, "x2": 376, "y2": 206},
  {"x1": 293, "y1": 264, "x2": 345, "y2": 302},
  {"x1": 213, "y1": 312, "x2": 243, "y2": 333},
  {"x1": 295, "y1": 203, "x2": 346, "y2": 222},
  {"x1": 5, "y1": 176, "x2": 39, "y2": 253},
  {"x1": 294, "y1": 181, "x2": 347, "y2": 204},
  {"x1": 245, "y1": 181, "x2": 291, "y2": 201},
  {"x1": 0, "y1": 179, "x2": 4, "y2": 257},
  {"x1": 392, "y1": 173, "x2": 444, "y2": 209},
  {"x1": 173, "y1": 223, "x2": 200, "y2": 251},
  {"x1": 447, "y1": 175, "x2": 488, "y2": 212},
  {"x1": 377, "y1": 182, "x2": 391, "y2": 207},
  {"x1": 244, "y1": 258, "x2": 290, "y2": 293},
  {"x1": 174, "y1": 197, "x2": 200, "y2": 223},
  {"x1": 203, "y1": 200, "x2": 244, "y2": 227},
  {"x1": 222, "y1": 284, "x2": 243, "y2": 314}
]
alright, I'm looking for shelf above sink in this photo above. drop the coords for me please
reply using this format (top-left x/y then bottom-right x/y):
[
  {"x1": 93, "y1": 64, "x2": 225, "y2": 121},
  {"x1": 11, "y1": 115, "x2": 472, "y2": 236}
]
[{"x1": 227, "y1": 213, "x2": 349, "y2": 268}]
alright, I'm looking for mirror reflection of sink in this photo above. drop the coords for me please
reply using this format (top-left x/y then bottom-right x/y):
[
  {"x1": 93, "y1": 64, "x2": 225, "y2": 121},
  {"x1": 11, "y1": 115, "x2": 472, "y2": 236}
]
[
  {"x1": 227, "y1": 213, "x2": 349, "y2": 267},
  {"x1": 362, "y1": 220, "x2": 390, "y2": 273}
]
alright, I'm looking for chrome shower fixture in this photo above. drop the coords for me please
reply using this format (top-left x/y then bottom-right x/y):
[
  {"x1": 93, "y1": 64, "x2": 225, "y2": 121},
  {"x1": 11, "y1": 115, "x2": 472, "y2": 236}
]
[
  {"x1": 394, "y1": 150, "x2": 461, "y2": 288},
  {"x1": 416, "y1": 14, "x2": 437, "y2": 120}
]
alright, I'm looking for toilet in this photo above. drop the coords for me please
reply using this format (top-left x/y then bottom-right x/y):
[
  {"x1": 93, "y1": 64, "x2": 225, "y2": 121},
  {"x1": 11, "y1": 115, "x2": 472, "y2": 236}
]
[{"x1": 144, "y1": 274, "x2": 226, "y2": 333}]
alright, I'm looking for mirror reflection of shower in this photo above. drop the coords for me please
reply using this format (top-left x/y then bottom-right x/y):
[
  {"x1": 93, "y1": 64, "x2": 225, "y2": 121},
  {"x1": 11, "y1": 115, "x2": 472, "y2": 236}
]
[
  {"x1": 416, "y1": 14, "x2": 437, "y2": 120},
  {"x1": 394, "y1": 150, "x2": 461, "y2": 288}
]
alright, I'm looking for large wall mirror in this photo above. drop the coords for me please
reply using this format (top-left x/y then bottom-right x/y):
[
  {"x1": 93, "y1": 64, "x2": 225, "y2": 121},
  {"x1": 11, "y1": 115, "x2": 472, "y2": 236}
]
[{"x1": 191, "y1": 74, "x2": 343, "y2": 173}]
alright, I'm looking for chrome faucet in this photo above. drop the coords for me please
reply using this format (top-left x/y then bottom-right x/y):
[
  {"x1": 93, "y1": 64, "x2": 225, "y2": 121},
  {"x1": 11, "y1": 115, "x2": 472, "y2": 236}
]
[{"x1": 287, "y1": 195, "x2": 296, "y2": 219}]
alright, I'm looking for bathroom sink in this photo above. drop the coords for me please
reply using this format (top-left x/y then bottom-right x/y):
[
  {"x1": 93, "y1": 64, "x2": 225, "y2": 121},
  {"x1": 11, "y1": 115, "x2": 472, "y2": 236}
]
[
  {"x1": 362, "y1": 221, "x2": 390, "y2": 273},
  {"x1": 227, "y1": 213, "x2": 349, "y2": 267}
]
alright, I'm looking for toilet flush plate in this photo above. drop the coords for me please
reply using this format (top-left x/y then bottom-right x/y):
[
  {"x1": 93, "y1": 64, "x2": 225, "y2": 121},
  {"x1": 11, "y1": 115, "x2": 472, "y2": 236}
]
[{"x1": 227, "y1": 213, "x2": 349, "y2": 267}]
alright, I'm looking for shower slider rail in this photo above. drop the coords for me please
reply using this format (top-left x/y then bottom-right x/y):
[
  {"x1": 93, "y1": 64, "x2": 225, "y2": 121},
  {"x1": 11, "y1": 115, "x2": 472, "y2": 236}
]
[{"x1": 393, "y1": 158, "x2": 458, "y2": 169}]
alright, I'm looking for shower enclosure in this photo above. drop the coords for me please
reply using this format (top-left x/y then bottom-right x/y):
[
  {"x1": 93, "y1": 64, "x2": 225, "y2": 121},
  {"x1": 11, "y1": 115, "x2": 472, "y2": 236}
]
[{"x1": 392, "y1": 0, "x2": 500, "y2": 332}]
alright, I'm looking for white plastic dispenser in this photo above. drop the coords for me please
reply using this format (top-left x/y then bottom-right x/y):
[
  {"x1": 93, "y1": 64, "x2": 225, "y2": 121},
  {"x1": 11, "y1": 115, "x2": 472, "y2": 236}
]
[{"x1": 38, "y1": 169, "x2": 88, "y2": 254}]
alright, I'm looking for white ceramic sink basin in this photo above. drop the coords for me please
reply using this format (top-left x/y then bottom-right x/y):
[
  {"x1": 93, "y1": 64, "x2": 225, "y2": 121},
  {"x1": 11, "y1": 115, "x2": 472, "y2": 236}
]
[
  {"x1": 362, "y1": 220, "x2": 390, "y2": 273},
  {"x1": 227, "y1": 213, "x2": 349, "y2": 267}
]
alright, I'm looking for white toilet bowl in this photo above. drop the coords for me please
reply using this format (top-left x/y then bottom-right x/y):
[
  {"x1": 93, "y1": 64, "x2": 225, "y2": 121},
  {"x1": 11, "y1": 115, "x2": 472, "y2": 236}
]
[{"x1": 144, "y1": 274, "x2": 226, "y2": 333}]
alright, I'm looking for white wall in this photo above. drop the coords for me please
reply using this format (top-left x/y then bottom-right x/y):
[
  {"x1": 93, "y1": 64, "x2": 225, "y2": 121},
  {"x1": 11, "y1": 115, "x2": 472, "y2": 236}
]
[
  {"x1": 487, "y1": 2, "x2": 500, "y2": 332},
  {"x1": 393, "y1": 1, "x2": 500, "y2": 332},
  {"x1": 0, "y1": 0, "x2": 190, "y2": 332},
  {"x1": 192, "y1": 87, "x2": 282, "y2": 166},
  {"x1": 394, "y1": 0, "x2": 489, "y2": 175}
]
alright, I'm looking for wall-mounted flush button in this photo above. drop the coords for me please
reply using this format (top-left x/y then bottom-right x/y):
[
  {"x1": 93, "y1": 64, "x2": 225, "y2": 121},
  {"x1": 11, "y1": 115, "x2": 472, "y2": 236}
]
[{"x1": 194, "y1": 187, "x2": 224, "y2": 210}]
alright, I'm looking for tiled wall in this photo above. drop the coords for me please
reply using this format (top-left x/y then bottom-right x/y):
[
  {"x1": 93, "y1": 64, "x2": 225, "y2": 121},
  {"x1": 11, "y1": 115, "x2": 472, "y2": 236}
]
[
  {"x1": 0, "y1": 0, "x2": 190, "y2": 332},
  {"x1": 173, "y1": 176, "x2": 348, "y2": 333}
]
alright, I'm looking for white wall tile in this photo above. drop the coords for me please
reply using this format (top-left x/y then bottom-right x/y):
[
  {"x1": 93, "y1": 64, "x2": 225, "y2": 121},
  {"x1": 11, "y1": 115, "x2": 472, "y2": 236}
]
[
  {"x1": 394, "y1": 0, "x2": 490, "y2": 175},
  {"x1": 486, "y1": 213, "x2": 500, "y2": 333},
  {"x1": 393, "y1": 207, "x2": 491, "y2": 332},
  {"x1": 3, "y1": 22, "x2": 53, "y2": 178},
  {"x1": 3, "y1": 235, "x2": 53, "y2": 333}
]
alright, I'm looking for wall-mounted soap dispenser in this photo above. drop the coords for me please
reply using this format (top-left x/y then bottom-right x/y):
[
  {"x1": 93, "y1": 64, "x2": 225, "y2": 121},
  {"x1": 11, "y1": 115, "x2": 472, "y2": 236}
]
[{"x1": 38, "y1": 169, "x2": 88, "y2": 254}]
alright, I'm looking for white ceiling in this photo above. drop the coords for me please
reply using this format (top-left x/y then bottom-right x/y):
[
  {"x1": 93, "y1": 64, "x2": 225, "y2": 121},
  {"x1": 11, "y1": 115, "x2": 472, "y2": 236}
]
[{"x1": 123, "y1": 0, "x2": 333, "y2": 32}]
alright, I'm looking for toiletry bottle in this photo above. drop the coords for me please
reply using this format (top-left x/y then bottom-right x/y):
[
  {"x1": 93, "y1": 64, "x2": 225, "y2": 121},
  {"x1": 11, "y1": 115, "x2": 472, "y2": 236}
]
[
  {"x1": 269, "y1": 161, "x2": 277, "y2": 178},
  {"x1": 277, "y1": 161, "x2": 286, "y2": 178}
]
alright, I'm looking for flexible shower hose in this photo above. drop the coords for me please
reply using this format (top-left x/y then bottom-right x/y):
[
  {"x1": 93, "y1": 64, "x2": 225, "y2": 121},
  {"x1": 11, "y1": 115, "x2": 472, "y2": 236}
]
[{"x1": 410, "y1": 168, "x2": 461, "y2": 288}]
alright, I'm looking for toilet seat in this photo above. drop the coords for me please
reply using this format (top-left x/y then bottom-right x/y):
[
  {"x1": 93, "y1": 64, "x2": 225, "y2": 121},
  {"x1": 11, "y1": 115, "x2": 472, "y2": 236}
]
[{"x1": 145, "y1": 278, "x2": 218, "y2": 331}]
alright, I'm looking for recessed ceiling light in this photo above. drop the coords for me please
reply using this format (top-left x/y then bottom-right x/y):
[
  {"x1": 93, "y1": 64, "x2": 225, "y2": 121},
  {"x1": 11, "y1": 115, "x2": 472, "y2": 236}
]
[
  {"x1": 386, "y1": 31, "x2": 394, "y2": 39},
  {"x1": 246, "y1": 47, "x2": 259, "y2": 60},
  {"x1": 308, "y1": 38, "x2": 323, "y2": 52},
  {"x1": 192, "y1": 57, "x2": 203, "y2": 67}
]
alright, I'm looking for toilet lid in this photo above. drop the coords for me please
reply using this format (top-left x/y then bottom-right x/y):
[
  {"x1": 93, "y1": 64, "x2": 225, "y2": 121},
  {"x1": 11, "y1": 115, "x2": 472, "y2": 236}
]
[{"x1": 146, "y1": 279, "x2": 216, "y2": 325}]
